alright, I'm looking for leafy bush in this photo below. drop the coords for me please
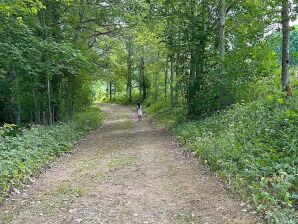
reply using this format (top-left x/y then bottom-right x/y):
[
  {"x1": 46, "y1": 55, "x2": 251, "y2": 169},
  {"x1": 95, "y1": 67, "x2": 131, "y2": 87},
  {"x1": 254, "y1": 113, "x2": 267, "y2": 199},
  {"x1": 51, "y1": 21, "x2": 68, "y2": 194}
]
[
  {"x1": 146, "y1": 100, "x2": 186, "y2": 126},
  {"x1": 0, "y1": 124, "x2": 24, "y2": 138},
  {"x1": 0, "y1": 106, "x2": 103, "y2": 202},
  {"x1": 107, "y1": 92, "x2": 143, "y2": 105},
  {"x1": 148, "y1": 95, "x2": 298, "y2": 223}
]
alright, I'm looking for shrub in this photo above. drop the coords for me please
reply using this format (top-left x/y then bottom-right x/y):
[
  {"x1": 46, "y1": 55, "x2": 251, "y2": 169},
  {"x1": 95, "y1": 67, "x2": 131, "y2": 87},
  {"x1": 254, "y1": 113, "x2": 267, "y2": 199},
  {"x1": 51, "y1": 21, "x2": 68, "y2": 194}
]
[
  {"x1": 0, "y1": 124, "x2": 24, "y2": 138},
  {"x1": 0, "y1": 106, "x2": 103, "y2": 202},
  {"x1": 148, "y1": 95, "x2": 298, "y2": 223}
]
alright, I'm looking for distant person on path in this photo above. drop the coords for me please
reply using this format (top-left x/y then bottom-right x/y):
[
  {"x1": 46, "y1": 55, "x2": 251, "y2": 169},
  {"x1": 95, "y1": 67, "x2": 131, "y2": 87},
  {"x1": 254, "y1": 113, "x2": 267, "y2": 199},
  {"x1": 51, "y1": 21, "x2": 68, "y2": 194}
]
[{"x1": 137, "y1": 103, "x2": 143, "y2": 121}]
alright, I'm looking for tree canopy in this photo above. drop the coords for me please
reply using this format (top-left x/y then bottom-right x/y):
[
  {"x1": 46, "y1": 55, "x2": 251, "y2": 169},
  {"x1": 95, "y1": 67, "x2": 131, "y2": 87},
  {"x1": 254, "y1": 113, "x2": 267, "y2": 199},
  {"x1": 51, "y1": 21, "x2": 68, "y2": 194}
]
[
  {"x1": 0, "y1": 0, "x2": 297, "y2": 222},
  {"x1": 1, "y1": 0, "x2": 297, "y2": 124}
]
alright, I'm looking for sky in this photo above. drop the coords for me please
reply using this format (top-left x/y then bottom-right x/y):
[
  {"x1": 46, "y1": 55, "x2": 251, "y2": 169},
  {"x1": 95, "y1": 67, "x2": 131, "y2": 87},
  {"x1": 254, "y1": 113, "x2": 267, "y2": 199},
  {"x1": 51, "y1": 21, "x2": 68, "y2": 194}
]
[{"x1": 290, "y1": 19, "x2": 298, "y2": 26}]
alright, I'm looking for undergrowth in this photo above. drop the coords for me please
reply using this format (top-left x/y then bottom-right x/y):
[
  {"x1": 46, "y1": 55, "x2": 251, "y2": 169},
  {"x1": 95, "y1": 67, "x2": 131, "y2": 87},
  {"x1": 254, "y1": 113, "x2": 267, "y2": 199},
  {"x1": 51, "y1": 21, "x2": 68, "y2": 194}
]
[
  {"x1": 104, "y1": 93, "x2": 143, "y2": 106},
  {"x1": 147, "y1": 95, "x2": 298, "y2": 224},
  {"x1": 0, "y1": 106, "x2": 103, "y2": 202}
]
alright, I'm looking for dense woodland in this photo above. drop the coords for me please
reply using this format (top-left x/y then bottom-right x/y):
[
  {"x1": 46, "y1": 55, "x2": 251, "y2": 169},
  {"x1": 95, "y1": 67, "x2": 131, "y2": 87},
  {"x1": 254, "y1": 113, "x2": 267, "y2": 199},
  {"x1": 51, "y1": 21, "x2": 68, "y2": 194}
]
[
  {"x1": 0, "y1": 1, "x2": 297, "y2": 122},
  {"x1": 0, "y1": 0, "x2": 298, "y2": 223},
  {"x1": 0, "y1": 0, "x2": 114, "y2": 124}
]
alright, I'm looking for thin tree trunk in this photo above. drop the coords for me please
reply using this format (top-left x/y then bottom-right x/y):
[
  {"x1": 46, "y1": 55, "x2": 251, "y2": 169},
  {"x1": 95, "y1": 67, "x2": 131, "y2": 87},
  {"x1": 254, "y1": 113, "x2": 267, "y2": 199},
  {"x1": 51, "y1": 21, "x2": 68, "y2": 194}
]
[
  {"x1": 114, "y1": 81, "x2": 117, "y2": 100},
  {"x1": 42, "y1": 110, "x2": 46, "y2": 124},
  {"x1": 170, "y1": 57, "x2": 174, "y2": 108},
  {"x1": 47, "y1": 74, "x2": 53, "y2": 125},
  {"x1": 16, "y1": 104, "x2": 21, "y2": 124},
  {"x1": 154, "y1": 73, "x2": 158, "y2": 102},
  {"x1": 106, "y1": 82, "x2": 109, "y2": 95},
  {"x1": 190, "y1": 51, "x2": 196, "y2": 82},
  {"x1": 32, "y1": 89, "x2": 40, "y2": 124},
  {"x1": 219, "y1": 0, "x2": 226, "y2": 60},
  {"x1": 52, "y1": 106, "x2": 55, "y2": 123},
  {"x1": 12, "y1": 69, "x2": 21, "y2": 124},
  {"x1": 140, "y1": 57, "x2": 146, "y2": 100},
  {"x1": 9, "y1": 108, "x2": 13, "y2": 124},
  {"x1": 198, "y1": 0, "x2": 207, "y2": 77},
  {"x1": 190, "y1": 0, "x2": 197, "y2": 82},
  {"x1": 126, "y1": 39, "x2": 133, "y2": 102},
  {"x1": 142, "y1": 82, "x2": 147, "y2": 100},
  {"x1": 109, "y1": 80, "x2": 112, "y2": 100},
  {"x1": 164, "y1": 58, "x2": 168, "y2": 101},
  {"x1": 58, "y1": 77, "x2": 63, "y2": 121},
  {"x1": 281, "y1": 0, "x2": 292, "y2": 97},
  {"x1": 174, "y1": 54, "x2": 179, "y2": 104},
  {"x1": 127, "y1": 72, "x2": 132, "y2": 102}
]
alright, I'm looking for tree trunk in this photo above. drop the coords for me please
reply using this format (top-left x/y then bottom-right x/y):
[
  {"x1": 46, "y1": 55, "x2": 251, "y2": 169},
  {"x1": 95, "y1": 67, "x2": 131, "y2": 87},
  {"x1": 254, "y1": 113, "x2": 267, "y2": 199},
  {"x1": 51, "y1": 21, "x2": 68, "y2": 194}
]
[
  {"x1": 154, "y1": 73, "x2": 159, "y2": 102},
  {"x1": 32, "y1": 89, "x2": 40, "y2": 124},
  {"x1": 12, "y1": 69, "x2": 21, "y2": 124},
  {"x1": 190, "y1": 0, "x2": 197, "y2": 82},
  {"x1": 164, "y1": 58, "x2": 168, "y2": 102},
  {"x1": 114, "y1": 81, "x2": 117, "y2": 100},
  {"x1": 142, "y1": 82, "x2": 147, "y2": 101},
  {"x1": 139, "y1": 84, "x2": 142, "y2": 96},
  {"x1": 126, "y1": 38, "x2": 133, "y2": 102},
  {"x1": 42, "y1": 110, "x2": 46, "y2": 124},
  {"x1": 219, "y1": 0, "x2": 226, "y2": 60},
  {"x1": 16, "y1": 104, "x2": 21, "y2": 124},
  {"x1": 109, "y1": 80, "x2": 112, "y2": 100},
  {"x1": 58, "y1": 77, "x2": 63, "y2": 121},
  {"x1": 47, "y1": 74, "x2": 53, "y2": 125},
  {"x1": 281, "y1": 0, "x2": 292, "y2": 97},
  {"x1": 190, "y1": 51, "x2": 196, "y2": 82},
  {"x1": 170, "y1": 57, "x2": 174, "y2": 108},
  {"x1": 127, "y1": 73, "x2": 132, "y2": 102},
  {"x1": 140, "y1": 57, "x2": 146, "y2": 100},
  {"x1": 106, "y1": 82, "x2": 109, "y2": 97}
]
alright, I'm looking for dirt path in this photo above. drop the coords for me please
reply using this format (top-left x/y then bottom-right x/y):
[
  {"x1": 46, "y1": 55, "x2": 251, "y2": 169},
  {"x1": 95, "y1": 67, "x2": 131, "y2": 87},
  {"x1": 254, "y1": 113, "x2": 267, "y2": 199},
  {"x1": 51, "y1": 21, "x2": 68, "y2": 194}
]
[{"x1": 0, "y1": 104, "x2": 262, "y2": 224}]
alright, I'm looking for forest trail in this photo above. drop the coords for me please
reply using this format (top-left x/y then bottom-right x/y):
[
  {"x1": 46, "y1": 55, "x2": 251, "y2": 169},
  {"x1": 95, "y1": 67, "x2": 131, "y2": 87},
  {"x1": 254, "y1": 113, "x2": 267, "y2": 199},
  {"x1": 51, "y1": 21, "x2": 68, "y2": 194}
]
[{"x1": 0, "y1": 104, "x2": 262, "y2": 224}]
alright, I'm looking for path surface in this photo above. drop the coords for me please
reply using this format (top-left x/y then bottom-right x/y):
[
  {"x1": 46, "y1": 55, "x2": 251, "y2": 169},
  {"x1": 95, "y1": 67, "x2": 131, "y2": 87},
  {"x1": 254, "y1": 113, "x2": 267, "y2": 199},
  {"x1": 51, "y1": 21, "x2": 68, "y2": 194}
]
[{"x1": 0, "y1": 104, "x2": 262, "y2": 224}]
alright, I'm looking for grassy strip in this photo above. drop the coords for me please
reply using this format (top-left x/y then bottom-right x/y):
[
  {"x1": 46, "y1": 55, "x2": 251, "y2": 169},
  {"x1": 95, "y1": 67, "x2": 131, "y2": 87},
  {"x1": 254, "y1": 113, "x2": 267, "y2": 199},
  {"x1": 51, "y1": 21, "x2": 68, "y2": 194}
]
[
  {"x1": 0, "y1": 106, "x2": 103, "y2": 202},
  {"x1": 147, "y1": 96, "x2": 297, "y2": 224}
]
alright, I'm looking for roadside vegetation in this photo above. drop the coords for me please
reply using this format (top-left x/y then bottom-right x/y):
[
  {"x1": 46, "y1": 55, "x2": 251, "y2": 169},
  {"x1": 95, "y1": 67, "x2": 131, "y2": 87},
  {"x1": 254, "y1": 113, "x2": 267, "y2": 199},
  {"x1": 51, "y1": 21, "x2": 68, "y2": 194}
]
[
  {"x1": 147, "y1": 95, "x2": 298, "y2": 223},
  {"x1": 0, "y1": 107, "x2": 102, "y2": 202},
  {"x1": 0, "y1": 0, "x2": 107, "y2": 203}
]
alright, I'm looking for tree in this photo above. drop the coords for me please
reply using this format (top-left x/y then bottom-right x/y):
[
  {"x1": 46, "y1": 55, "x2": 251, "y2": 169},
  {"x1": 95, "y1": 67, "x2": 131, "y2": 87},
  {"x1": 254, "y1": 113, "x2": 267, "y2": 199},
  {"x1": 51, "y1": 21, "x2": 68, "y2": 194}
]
[
  {"x1": 281, "y1": 0, "x2": 292, "y2": 97},
  {"x1": 219, "y1": 0, "x2": 226, "y2": 60},
  {"x1": 0, "y1": 0, "x2": 117, "y2": 124},
  {"x1": 125, "y1": 37, "x2": 133, "y2": 102}
]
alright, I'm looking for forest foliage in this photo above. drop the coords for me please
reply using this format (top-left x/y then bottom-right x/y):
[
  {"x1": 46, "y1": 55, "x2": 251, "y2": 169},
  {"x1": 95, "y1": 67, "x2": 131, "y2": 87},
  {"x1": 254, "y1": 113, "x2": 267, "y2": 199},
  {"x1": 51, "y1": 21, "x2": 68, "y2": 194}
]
[
  {"x1": 0, "y1": 0, "x2": 117, "y2": 124},
  {"x1": 0, "y1": 0, "x2": 297, "y2": 223},
  {"x1": 96, "y1": 0, "x2": 298, "y2": 222},
  {"x1": 0, "y1": 106, "x2": 102, "y2": 202},
  {"x1": 149, "y1": 94, "x2": 298, "y2": 223}
]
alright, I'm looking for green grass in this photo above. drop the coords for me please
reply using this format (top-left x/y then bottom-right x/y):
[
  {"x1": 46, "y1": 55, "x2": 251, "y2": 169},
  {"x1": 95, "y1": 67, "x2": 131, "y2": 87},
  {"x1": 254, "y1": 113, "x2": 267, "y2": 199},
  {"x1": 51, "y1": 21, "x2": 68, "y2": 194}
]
[
  {"x1": 0, "y1": 106, "x2": 103, "y2": 202},
  {"x1": 56, "y1": 182, "x2": 86, "y2": 198},
  {"x1": 148, "y1": 95, "x2": 298, "y2": 224},
  {"x1": 108, "y1": 156, "x2": 135, "y2": 169}
]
